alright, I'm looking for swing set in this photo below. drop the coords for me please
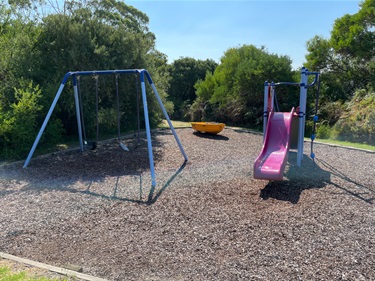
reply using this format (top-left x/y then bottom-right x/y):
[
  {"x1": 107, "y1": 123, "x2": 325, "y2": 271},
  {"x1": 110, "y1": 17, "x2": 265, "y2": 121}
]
[
  {"x1": 23, "y1": 69, "x2": 189, "y2": 187},
  {"x1": 76, "y1": 73, "x2": 140, "y2": 151}
]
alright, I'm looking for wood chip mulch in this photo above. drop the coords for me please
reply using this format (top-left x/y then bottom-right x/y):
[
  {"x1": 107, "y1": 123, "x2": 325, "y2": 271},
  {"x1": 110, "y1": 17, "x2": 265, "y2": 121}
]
[{"x1": 0, "y1": 128, "x2": 374, "y2": 281}]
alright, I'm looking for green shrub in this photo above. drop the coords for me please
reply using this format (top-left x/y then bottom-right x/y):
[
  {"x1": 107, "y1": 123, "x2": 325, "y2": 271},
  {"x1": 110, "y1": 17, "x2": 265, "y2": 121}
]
[
  {"x1": 319, "y1": 101, "x2": 346, "y2": 126},
  {"x1": 331, "y1": 89, "x2": 375, "y2": 145},
  {"x1": 41, "y1": 118, "x2": 65, "y2": 148},
  {"x1": 0, "y1": 80, "x2": 61, "y2": 160},
  {"x1": 316, "y1": 123, "x2": 331, "y2": 139}
]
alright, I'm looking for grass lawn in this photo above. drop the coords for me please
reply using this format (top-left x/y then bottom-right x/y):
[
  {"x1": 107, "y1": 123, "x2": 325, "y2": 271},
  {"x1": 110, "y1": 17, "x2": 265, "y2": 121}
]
[
  {"x1": 0, "y1": 265, "x2": 67, "y2": 281},
  {"x1": 314, "y1": 138, "x2": 375, "y2": 152}
]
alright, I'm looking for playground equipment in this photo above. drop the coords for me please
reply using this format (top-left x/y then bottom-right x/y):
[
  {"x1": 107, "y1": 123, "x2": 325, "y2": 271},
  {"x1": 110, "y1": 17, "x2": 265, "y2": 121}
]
[
  {"x1": 114, "y1": 73, "x2": 139, "y2": 151},
  {"x1": 23, "y1": 69, "x2": 188, "y2": 187},
  {"x1": 191, "y1": 122, "x2": 225, "y2": 134},
  {"x1": 77, "y1": 73, "x2": 141, "y2": 151},
  {"x1": 254, "y1": 67, "x2": 320, "y2": 181}
]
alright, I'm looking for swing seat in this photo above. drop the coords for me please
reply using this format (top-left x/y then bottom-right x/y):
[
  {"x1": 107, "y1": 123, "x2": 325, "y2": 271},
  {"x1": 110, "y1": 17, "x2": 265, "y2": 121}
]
[
  {"x1": 119, "y1": 141, "x2": 130, "y2": 151},
  {"x1": 84, "y1": 141, "x2": 97, "y2": 150}
]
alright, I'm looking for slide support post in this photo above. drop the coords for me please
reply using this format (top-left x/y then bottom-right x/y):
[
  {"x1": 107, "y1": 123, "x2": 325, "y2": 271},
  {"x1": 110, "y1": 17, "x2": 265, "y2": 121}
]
[
  {"x1": 297, "y1": 67, "x2": 308, "y2": 166},
  {"x1": 263, "y1": 81, "x2": 269, "y2": 140}
]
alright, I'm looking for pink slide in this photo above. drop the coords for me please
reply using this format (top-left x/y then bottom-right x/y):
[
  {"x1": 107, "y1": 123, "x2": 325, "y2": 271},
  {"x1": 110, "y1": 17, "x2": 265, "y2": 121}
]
[{"x1": 254, "y1": 108, "x2": 295, "y2": 181}]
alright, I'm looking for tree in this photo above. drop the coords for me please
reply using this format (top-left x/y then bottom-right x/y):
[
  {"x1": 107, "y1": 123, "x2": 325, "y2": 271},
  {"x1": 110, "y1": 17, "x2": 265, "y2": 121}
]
[
  {"x1": 25, "y1": 0, "x2": 165, "y2": 135},
  {"x1": 305, "y1": 0, "x2": 375, "y2": 144},
  {"x1": 192, "y1": 45, "x2": 294, "y2": 127},
  {"x1": 331, "y1": 0, "x2": 375, "y2": 61},
  {"x1": 332, "y1": 89, "x2": 375, "y2": 145},
  {"x1": 306, "y1": 0, "x2": 375, "y2": 98},
  {"x1": 0, "y1": 0, "x2": 171, "y2": 159},
  {"x1": 167, "y1": 57, "x2": 217, "y2": 120}
]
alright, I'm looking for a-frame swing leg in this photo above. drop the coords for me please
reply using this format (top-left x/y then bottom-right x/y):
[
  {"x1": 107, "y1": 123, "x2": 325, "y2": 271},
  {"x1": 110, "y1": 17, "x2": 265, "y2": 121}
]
[
  {"x1": 139, "y1": 70, "x2": 189, "y2": 187},
  {"x1": 73, "y1": 75, "x2": 84, "y2": 152},
  {"x1": 139, "y1": 71, "x2": 157, "y2": 187},
  {"x1": 149, "y1": 82, "x2": 188, "y2": 162}
]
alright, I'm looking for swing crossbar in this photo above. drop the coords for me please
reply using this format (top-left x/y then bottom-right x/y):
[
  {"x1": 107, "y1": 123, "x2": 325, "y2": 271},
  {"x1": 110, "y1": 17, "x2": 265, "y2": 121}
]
[
  {"x1": 71, "y1": 69, "x2": 139, "y2": 77},
  {"x1": 23, "y1": 69, "x2": 188, "y2": 188}
]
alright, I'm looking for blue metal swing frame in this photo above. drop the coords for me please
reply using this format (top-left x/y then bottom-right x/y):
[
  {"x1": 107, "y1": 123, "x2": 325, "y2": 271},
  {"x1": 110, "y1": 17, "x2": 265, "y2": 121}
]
[{"x1": 23, "y1": 69, "x2": 188, "y2": 187}]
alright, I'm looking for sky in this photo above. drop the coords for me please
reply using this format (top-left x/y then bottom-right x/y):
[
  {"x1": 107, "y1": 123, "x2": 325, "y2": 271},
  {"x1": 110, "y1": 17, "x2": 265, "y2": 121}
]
[{"x1": 126, "y1": 0, "x2": 361, "y2": 69}]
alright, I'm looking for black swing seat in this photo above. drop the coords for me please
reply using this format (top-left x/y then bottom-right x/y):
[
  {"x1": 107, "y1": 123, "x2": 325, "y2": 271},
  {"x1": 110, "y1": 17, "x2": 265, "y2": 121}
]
[{"x1": 84, "y1": 141, "x2": 97, "y2": 150}]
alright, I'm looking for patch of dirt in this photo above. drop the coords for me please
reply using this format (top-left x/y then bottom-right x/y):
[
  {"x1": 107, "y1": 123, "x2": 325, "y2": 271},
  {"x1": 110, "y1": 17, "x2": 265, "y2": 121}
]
[{"x1": 0, "y1": 128, "x2": 374, "y2": 280}]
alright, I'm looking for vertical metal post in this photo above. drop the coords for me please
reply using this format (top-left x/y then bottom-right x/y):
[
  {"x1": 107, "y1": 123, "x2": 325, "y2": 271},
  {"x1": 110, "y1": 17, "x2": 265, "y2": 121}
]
[
  {"x1": 135, "y1": 74, "x2": 141, "y2": 145},
  {"x1": 297, "y1": 67, "x2": 308, "y2": 166},
  {"x1": 73, "y1": 75, "x2": 84, "y2": 152},
  {"x1": 23, "y1": 73, "x2": 71, "y2": 167},
  {"x1": 270, "y1": 84, "x2": 275, "y2": 112},
  {"x1": 139, "y1": 70, "x2": 157, "y2": 187},
  {"x1": 263, "y1": 82, "x2": 269, "y2": 140}
]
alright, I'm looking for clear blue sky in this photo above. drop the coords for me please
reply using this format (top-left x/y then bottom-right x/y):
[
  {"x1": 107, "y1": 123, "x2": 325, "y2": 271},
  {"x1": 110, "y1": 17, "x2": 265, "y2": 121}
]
[{"x1": 127, "y1": 0, "x2": 361, "y2": 69}]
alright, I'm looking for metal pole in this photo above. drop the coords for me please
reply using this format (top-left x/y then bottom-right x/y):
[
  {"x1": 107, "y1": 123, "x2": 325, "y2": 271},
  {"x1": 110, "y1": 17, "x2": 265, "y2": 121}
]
[
  {"x1": 135, "y1": 74, "x2": 141, "y2": 145},
  {"x1": 297, "y1": 67, "x2": 308, "y2": 166},
  {"x1": 73, "y1": 75, "x2": 84, "y2": 152},
  {"x1": 263, "y1": 81, "x2": 269, "y2": 140},
  {"x1": 77, "y1": 76, "x2": 87, "y2": 142},
  {"x1": 95, "y1": 76, "x2": 99, "y2": 143},
  {"x1": 270, "y1": 83, "x2": 275, "y2": 112},
  {"x1": 139, "y1": 70, "x2": 157, "y2": 187},
  {"x1": 23, "y1": 72, "x2": 72, "y2": 167},
  {"x1": 145, "y1": 71, "x2": 188, "y2": 162}
]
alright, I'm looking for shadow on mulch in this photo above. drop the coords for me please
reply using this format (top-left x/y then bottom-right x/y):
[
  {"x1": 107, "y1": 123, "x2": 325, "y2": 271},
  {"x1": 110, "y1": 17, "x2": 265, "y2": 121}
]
[
  {"x1": 192, "y1": 131, "x2": 229, "y2": 141},
  {"x1": 78, "y1": 161, "x2": 187, "y2": 205},
  {"x1": 260, "y1": 152, "x2": 331, "y2": 204},
  {"x1": 317, "y1": 158, "x2": 374, "y2": 205},
  {"x1": 260, "y1": 151, "x2": 374, "y2": 204},
  {"x1": 1, "y1": 130, "x2": 189, "y2": 204}
]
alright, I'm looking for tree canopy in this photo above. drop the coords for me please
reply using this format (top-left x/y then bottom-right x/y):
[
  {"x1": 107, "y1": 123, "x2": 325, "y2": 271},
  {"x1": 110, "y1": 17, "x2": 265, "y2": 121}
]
[
  {"x1": 167, "y1": 57, "x2": 217, "y2": 120},
  {"x1": 306, "y1": 0, "x2": 375, "y2": 98},
  {"x1": 1, "y1": 0, "x2": 374, "y2": 160},
  {"x1": 305, "y1": 0, "x2": 375, "y2": 144},
  {"x1": 0, "y1": 0, "x2": 169, "y2": 159},
  {"x1": 191, "y1": 45, "x2": 294, "y2": 127}
]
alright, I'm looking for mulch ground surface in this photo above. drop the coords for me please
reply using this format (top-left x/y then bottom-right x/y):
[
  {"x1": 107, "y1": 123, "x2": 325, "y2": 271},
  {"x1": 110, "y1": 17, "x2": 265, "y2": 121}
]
[{"x1": 0, "y1": 128, "x2": 374, "y2": 281}]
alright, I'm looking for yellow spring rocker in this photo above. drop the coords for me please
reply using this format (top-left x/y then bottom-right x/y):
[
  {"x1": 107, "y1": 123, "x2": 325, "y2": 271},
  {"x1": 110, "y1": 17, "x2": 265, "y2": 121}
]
[{"x1": 191, "y1": 122, "x2": 225, "y2": 134}]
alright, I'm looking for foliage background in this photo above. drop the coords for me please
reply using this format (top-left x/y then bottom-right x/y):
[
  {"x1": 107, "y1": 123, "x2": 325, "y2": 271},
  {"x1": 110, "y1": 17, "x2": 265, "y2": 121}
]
[{"x1": 0, "y1": 0, "x2": 374, "y2": 160}]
